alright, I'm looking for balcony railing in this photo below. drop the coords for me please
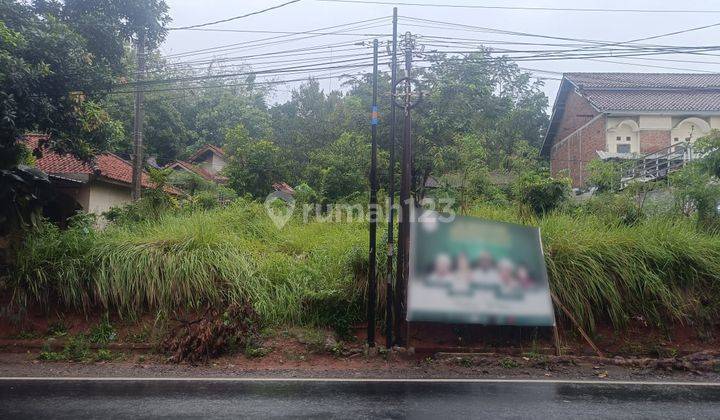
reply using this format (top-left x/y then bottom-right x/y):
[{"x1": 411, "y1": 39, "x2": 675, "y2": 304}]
[{"x1": 620, "y1": 142, "x2": 693, "y2": 188}]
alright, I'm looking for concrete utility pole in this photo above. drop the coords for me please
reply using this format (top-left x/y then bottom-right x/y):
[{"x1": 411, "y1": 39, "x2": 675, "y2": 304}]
[
  {"x1": 385, "y1": 6, "x2": 398, "y2": 349},
  {"x1": 131, "y1": 31, "x2": 146, "y2": 201},
  {"x1": 394, "y1": 31, "x2": 420, "y2": 346},
  {"x1": 367, "y1": 38, "x2": 379, "y2": 348}
]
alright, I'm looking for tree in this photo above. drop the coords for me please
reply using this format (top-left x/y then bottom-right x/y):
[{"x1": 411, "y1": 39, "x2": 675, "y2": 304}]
[
  {"x1": 427, "y1": 133, "x2": 491, "y2": 211},
  {"x1": 306, "y1": 132, "x2": 373, "y2": 203},
  {"x1": 694, "y1": 129, "x2": 720, "y2": 178},
  {"x1": 414, "y1": 51, "x2": 549, "y2": 182},
  {"x1": 270, "y1": 80, "x2": 345, "y2": 175},
  {"x1": 670, "y1": 131, "x2": 720, "y2": 230},
  {"x1": 0, "y1": 0, "x2": 170, "y2": 168},
  {"x1": 223, "y1": 125, "x2": 288, "y2": 198}
]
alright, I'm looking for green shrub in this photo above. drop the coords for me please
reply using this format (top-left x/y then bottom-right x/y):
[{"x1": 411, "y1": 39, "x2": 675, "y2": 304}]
[
  {"x1": 576, "y1": 192, "x2": 644, "y2": 226},
  {"x1": 38, "y1": 347, "x2": 65, "y2": 361},
  {"x1": 63, "y1": 335, "x2": 91, "y2": 362},
  {"x1": 192, "y1": 190, "x2": 219, "y2": 210},
  {"x1": 586, "y1": 159, "x2": 626, "y2": 193},
  {"x1": 670, "y1": 164, "x2": 720, "y2": 231},
  {"x1": 94, "y1": 349, "x2": 114, "y2": 362},
  {"x1": 89, "y1": 314, "x2": 116, "y2": 344},
  {"x1": 513, "y1": 171, "x2": 571, "y2": 216}
]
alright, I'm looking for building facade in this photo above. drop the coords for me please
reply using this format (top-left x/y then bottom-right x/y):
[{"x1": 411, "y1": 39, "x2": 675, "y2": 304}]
[
  {"x1": 165, "y1": 144, "x2": 228, "y2": 185},
  {"x1": 541, "y1": 73, "x2": 720, "y2": 187},
  {"x1": 26, "y1": 135, "x2": 180, "y2": 226}
]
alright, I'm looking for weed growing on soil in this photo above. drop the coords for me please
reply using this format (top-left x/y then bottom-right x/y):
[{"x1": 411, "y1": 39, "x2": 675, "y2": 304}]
[
  {"x1": 500, "y1": 357, "x2": 519, "y2": 369},
  {"x1": 63, "y1": 335, "x2": 91, "y2": 362},
  {"x1": 15, "y1": 330, "x2": 40, "y2": 339},
  {"x1": 46, "y1": 321, "x2": 67, "y2": 338},
  {"x1": 38, "y1": 345, "x2": 64, "y2": 362},
  {"x1": 456, "y1": 357, "x2": 474, "y2": 368},
  {"x1": 94, "y1": 349, "x2": 114, "y2": 362},
  {"x1": 244, "y1": 345, "x2": 272, "y2": 358},
  {"x1": 126, "y1": 325, "x2": 151, "y2": 343},
  {"x1": 88, "y1": 314, "x2": 116, "y2": 344}
]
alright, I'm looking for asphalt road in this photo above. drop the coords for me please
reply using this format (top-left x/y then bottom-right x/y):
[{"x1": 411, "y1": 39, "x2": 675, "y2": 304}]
[{"x1": 1, "y1": 378, "x2": 720, "y2": 419}]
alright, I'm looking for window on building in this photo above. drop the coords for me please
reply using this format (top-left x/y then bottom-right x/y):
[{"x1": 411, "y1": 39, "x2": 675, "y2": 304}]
[
  {"x1": 617, "y1": 144, "x2": 631, "y2": 153},
  {"x1": 616, "y1": 136, "x2": 621, "y2": 141},
  {"x1": 625, "y1": 136, "x2": 631, "y2": 142},
  {"x1": 674, "y1": 137, "x2": 679, "y2": 142}
]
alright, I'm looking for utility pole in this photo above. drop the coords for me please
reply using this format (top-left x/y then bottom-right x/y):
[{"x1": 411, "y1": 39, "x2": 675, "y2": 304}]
[
  {"x1": 385, "y1": 7, "x2": 398, "y2": 349},
  {"x1": 131, "y1": 31, "x2": 146, "y2": 201},
  {"x1": 394, "y1": 31, "x2": 419, "y2": 346},
  {"x1": 367, "y1": 38, "x2": 379, "y2": 348}
]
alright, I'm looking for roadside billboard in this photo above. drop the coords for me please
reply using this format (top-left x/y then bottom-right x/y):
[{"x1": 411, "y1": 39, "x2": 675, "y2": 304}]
[{"x1": 408, "y1": 211, "x2": 555, "y2": 326}]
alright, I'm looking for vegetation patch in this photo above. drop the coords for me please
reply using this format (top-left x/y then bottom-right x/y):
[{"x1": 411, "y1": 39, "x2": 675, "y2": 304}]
[
  {"x1": 160, "y1": 302, "x2": 260, "y2": 364},
  {"x1": 9, "y1": 197, "x2": 720, "y2": 340}
]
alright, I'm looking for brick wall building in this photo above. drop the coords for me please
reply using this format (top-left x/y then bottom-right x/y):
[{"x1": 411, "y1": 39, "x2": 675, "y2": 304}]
[{"x1": 541, "y1": 73, "x2": 720, "y2": 187}]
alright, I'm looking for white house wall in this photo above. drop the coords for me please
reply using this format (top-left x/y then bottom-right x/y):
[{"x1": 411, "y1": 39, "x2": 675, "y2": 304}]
[
  {"x1": 638, "y1": 116, "x2": 672, "y2": 130},
  {"x1": 87, "y1": 181, "x2": 133, "y2": 226},
  {"x1": 605, "y1": 115, "x2": 720, "y2": 153}
]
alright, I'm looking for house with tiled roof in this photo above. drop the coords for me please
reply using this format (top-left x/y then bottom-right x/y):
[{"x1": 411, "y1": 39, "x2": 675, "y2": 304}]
[
  {"x1": 541, "y1": 73, "x2": 720, "y2": 187},
  {"x1": 165, "y1": 144, "x2": 228, "y2": 185},
  {"x1": 26, "y1": 135, "x2": 180, "y2": 225}
]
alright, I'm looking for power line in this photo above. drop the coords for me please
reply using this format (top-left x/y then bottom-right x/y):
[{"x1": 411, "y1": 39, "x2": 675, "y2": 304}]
[
  {"x1": 169, "y1": 0, "x2": 302, "y2": 30},
  {"x1": 401, "y1": 16, "x2": 720, "y2": 48},
  {"x1": 146, "y1": 45, "x2": 374, "y2": 76},
  {"x1": 110, "y1": 71, "x2": 376, "y2": 95},
  {"x1": 118, "y1": 59, "x2": 383, "y2": 89},
  {"x1": 584, "y1": 58, "x2": 716, "y2": 73},
  {"x1": 146, "y1": 50, "x2": 376, "y2": 77},
  {"x1": 177, "y1": 28, "x2": 390, "y2": 36},
  {"x1": 400, "y1": 16, "x2": 720, "y2": 62},
  {"x1": 165, "y1": 17, "x2": 389, "y2": 58},
  {"x1": 157, "y1": 41, "x2": 371, "y2": 69},
  {"x1": 317, "y1": 0, "x2": 720, "y2": 13}
]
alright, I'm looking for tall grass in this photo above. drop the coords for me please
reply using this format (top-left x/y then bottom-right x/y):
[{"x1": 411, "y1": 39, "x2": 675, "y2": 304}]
[
  {"x1": 469, "y1": 204, "x2": 720, "y2": 330},
  {"x1": 10, "y1": 200, "x2": 371, "y2": 328},
  {"x1": 9, "y1": 200, "x2": 720, "y2": 332}
]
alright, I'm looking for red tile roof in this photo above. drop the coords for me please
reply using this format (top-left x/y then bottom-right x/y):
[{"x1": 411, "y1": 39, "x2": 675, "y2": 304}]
[
  {"x1": 188, "y1": 144, "x2": 226, "y2": 162},
  {"x1": 166, "y1": 160, "x2": 216, "y2": 182},
  {"x1": 272, "y1": 182, "x2": 295, "y2": 195},
  {"x1": 25, "y1": 135, "x2": 181, "y2": 194}
]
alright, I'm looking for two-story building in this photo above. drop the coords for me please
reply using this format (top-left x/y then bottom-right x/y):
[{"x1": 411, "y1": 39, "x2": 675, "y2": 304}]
[{"x1": 541, "y1": 73, "x2": 720, "y2": 187}]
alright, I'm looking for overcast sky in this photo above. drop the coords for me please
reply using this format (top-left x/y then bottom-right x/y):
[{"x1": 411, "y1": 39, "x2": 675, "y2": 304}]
[{"x1": 161, "y1": 0, "x2": 720, "y2": 107}]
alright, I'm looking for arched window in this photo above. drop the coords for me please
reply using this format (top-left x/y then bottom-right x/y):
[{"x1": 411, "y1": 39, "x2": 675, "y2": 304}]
[
  {"x1": 606, "y1": 119, "x2": 639, "y2": 154},
  {"x1": 671, "y1": 118, "x2": 711, "y2": 147}
]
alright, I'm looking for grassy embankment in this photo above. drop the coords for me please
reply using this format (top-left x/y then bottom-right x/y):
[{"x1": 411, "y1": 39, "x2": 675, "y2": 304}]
[{"x1": 9, "y1": 200, "x2": 720, "y2": 334}]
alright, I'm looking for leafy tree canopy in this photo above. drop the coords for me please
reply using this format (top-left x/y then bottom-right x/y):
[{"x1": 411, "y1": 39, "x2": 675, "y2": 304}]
[{"x1": 0, "y1": 0, "x2": 169, "y2": 168}]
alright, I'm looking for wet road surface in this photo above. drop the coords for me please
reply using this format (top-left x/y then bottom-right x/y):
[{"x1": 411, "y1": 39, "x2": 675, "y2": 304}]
[{"x1": 1, "y1": 378, "x2": 719, "y2": 418}]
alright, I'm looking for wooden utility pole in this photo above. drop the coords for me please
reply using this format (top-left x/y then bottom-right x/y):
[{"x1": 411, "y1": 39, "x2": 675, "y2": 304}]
[
  {"x1": 367, "y1": 39, "x2": 379, "y2": 348},
  {"x1": 385, "y1": 7, "x2": 398, "y2": 349},
  {"x1": 131, "y1": 31, "x2": 146, "y2": 201}
]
